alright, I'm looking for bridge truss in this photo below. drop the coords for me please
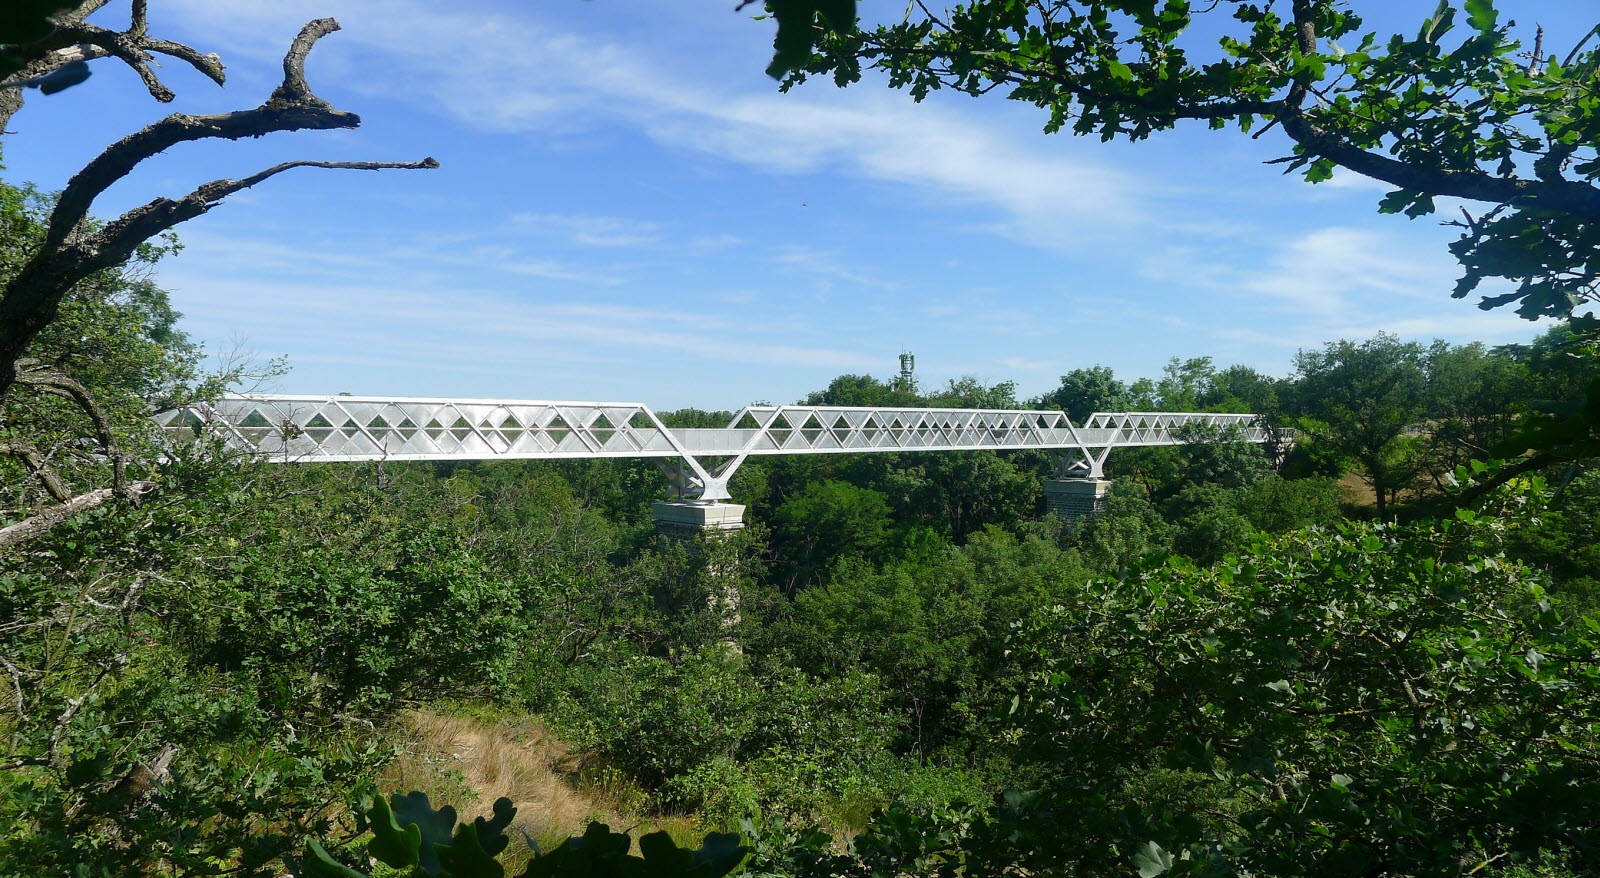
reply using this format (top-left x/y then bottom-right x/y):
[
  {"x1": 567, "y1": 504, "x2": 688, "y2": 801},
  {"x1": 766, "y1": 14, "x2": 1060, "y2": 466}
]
[{"x1": 155, "y1": 395, "x2": 1269, "y2": 501}]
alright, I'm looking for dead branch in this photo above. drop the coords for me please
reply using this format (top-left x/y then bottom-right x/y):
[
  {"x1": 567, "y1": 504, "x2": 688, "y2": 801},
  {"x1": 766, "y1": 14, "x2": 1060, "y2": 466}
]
[
  {"x1": 0, "y1": 16, "x2": 439, "y2": 397},
  {"x1": 0, "y1": 2, "x2": 226, "y2": 132},
  {"x1": 15, "y1": 360, "x2": 127, "y2": 495},
  {"x1": 0, "y1": 437, "x2": 73, "y2": 502},
  {"x1": 0, "y1": 480, "x2": 155, "y2": 550},
  {"x1": 0, "y1": 652, "x2": 27, "y2": 723}
]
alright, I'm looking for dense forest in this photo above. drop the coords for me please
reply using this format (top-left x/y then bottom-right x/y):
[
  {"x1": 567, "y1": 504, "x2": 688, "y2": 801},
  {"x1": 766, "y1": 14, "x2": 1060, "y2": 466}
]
[
  {"x1": 3, "y1": 160, "x2": 1598, "y2": 875},
  {"x1": 4, "y1": 0, "x2": 1600, "y2": 876}
]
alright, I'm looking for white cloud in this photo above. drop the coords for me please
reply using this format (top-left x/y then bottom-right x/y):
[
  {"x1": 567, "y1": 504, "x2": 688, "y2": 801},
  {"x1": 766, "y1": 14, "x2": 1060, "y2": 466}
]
[
  {"x1": 1241, "y1": 227, "x2": 1452, "y2": 315},
  {"x1": 154, "y1": 0, "x2": 1141, "y2": 244},
  {"x1": 1145, "y1": 227, "x2": 1459, "y2": 317},
  {"x1": 690, "y1": 233, "x2": 745, "y2": 251},
  {"x1": 511, "y1": 212, "x2": 661, "y2": 247},
  {"x1": 158, "y1": 260, "x2": 879, "y2": 381},
  {"x1": 773, "y1": 246, "x2": 890, "y2": 288}
]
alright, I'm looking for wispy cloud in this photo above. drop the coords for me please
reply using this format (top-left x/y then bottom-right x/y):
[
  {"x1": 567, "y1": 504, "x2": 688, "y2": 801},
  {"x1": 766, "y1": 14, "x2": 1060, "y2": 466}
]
[
  {"x1": 158, "y1": 0, "x2": 1143, "y2": 245},
  {"x1": 1144, "y1": 227, "x2": 1458, "y2": 317},
  {"x1": 511, "y1": 212, "x2": 661, "y2": 247},
  {"x1": 773, "y1": 246, "x2": 890, "y2": 289},
  {"x1": 157, "y1": 237, "x2": 880, "y2": 383}
]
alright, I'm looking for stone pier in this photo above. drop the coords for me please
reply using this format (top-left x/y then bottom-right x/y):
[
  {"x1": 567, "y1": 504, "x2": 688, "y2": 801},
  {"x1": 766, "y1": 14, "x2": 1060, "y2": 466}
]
[
  {"x1": 1043, "y1": 477, "x2": 1113, "y2": 520},
  {"x1": 652, "y1": 501, "x2": 746, "y2": 648},
  {"x1": 651, "y1": 501, "x2": 747, "y2": 540}
]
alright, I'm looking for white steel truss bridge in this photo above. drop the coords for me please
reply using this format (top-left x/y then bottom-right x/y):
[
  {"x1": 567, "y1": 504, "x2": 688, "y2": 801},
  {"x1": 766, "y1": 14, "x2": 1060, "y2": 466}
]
[{"x1": 156, "y1": 394, "x2": 1270, "y2": 502}]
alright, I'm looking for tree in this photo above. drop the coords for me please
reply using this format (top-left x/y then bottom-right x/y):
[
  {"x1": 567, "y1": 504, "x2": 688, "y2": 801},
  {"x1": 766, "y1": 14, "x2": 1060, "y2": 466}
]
[
  {"x1": 0, "y1": 4, "x2": 436, "y2": 547},
  {"x1": 1418, "y1": 340, "x2": 1532, "y2": 484},
  {"x1": 772, "y1": 479, "x2": 893, "y2": 590},
  {"x1": 1004, "y1": 502, "x2": 1600, "y2": 877},
  {"x1": 802, "y1": 373, "x2": 920, "y2": 407},
  {"x1": 1155, "y1": 356, "x2": 1215, "y2": 412},
  {"x1": 1201, "y1": 364, "x2": 1282, "y2": 415},
  {"x1": 772, "y1": 0, "x2": 1600, "y2": 323},
  {"x1": 1290, "y1": 334, "x2": 1428, "y2": 518},
  {"x1": 752, "y1": 487, "x2": 1600, "y2": 878},
  {"x1": 0, "y1": 179, "x2": 208, "y2": 530},
  {"x1": 1037, "y1": 365, "x2": 1129, "y2": 422},
  {"x1": 926, "y1": 375, "x2": 1021, "y2": 409}
]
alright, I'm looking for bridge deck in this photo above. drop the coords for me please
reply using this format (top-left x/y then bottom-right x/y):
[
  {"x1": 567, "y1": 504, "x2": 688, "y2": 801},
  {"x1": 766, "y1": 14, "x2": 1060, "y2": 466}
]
[
  {"x1": 157, "y1": 394, "x2": 1266, "y2": 462},
  {"x1": 156, "y1": 395, "x2": 1268, "y2": 500}
]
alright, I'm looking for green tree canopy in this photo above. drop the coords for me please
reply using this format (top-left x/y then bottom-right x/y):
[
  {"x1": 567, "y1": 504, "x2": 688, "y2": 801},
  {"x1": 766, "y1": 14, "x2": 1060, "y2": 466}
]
[
  {"x1": 1290, "y1": 333, "x2": 1428, "y2": 517},
  {"x1": 772, "y1": 0, "x2": 1600, "y2": 323},
  {"x1": 1038, "y1": 365, "x2": 1130, "y2": 422}
]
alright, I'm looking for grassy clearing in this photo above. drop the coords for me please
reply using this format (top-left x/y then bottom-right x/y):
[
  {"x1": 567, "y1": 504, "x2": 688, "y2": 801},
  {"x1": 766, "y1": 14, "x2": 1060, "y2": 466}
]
[{"x1": 384, "y1": 707, "x2": 704, "y2": 860}]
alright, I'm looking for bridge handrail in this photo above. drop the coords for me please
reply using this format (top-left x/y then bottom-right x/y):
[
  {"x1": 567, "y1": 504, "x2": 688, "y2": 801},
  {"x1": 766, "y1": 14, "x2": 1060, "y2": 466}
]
[{"x1": 154, "y1": 394, "x2": 1270, "y2": 501}]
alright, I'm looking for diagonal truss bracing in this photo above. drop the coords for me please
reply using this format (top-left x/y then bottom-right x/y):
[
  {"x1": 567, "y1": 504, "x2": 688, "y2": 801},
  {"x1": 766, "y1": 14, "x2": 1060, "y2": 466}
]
[{"x1": 155, "y1": 395, "x2": 1272, "y2": 502}]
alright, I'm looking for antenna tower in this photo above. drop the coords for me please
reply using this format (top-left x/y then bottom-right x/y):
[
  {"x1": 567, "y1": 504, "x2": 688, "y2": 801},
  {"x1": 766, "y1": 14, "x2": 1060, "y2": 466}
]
[{"x1": 898, "y1": 350, "x2": 916, "y2": 393}]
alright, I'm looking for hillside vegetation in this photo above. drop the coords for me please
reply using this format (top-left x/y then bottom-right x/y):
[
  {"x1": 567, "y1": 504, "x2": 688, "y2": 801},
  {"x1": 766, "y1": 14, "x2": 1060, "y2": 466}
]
[{"x1": 2, "y1": 172, "x2": 1597, "y2": 874}]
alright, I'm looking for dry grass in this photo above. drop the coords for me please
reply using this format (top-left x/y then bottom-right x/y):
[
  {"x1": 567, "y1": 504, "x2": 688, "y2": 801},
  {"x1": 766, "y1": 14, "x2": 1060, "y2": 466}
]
[
  {"x1": 383, "y1": 708, "x2": 704, "y2": 858},
  {"x1": 1338, "y1": 472, "x2": 1378, "y2": 507}
]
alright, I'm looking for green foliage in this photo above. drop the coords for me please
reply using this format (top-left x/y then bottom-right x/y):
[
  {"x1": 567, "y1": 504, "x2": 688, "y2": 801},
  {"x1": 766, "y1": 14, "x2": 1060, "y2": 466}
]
[
  {"x1": 781, "y1": 527, "x2": 1087, "y2": 756},
  {"x1": 301, "y1": 792, "x2": 748, "y2": 878},
  {"x1": 1508, "y1": 467, "x2": 1600, "y2": 616},
  {"x1": 1068, "y1": 483, "x2": 1175, "y2": 568},
  {"x1": 736, "y1": 482, "x2": 1600, "y2": 877},
  {"x1": 1003, "y1": 499, "x2": 1600, "y2": 876},
  {"x1": 762, "y1": 0, "x2": 857, "y2": 80},
  {"x1": 772, "y1": 479, "x2": 892, "y2": 589},
  {"x1": 800, "y1": 373, "x2": 917, "y2": 407},
  {"x1": 1200, "y1": 364, "x2": 1282, "y2": 416},
  {"x1": 555, "y1": 649, "x2": 903, "y2": 822},
  {"x1": 1291, "y1": 333, "x2": 1429, "y2": 516},
  {"x1": 775, "y1": 1, "x2": 1600, "y2": 322},
  {"x1": 1037, "y1": 365, "x2": 1130, "y2": 422},
  {"x1": 0, "y1": 179, "x2": 223, "y2": 516}
]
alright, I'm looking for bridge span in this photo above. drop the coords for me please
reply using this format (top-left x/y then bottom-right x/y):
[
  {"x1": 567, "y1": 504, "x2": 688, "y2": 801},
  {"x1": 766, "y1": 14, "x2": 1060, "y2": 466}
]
[{"x1": 157, "y1": 394, "x2": 1269, "y2": 507}]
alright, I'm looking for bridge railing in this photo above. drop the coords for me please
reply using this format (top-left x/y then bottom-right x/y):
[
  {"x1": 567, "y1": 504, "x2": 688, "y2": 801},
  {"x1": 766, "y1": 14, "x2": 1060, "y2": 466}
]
[{"x1": 154, "y1": 394, "x2": 1271, "y2": 500}]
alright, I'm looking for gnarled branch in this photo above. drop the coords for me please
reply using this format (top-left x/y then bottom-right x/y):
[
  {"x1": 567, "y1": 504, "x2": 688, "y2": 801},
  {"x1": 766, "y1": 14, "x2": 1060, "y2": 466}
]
[
  {"x1": 0, "y1": 438, "x2": 73, "y2": 503},
  {"x1": 0, "y1": 2, "x2": 225, "y2": 132},
  {"x1": 14, "y1": 360, "x2": 128, "y2": 496},
  {"x1": 0, "y1": 480, "x2": 156, "y2": 550},
  {"x1": 0, "y1": 16, "x2": 439, "y2": 396},
  {"x1": 273, "y1": 17, "x2": 339, "y2": 104}
]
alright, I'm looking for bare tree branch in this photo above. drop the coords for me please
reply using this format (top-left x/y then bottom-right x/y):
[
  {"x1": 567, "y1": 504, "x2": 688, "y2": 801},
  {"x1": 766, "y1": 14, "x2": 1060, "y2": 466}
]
[
  {"x1": 0, "y1": 652, "x2": 26, "y2": 723},
  {"x1": 140, "y1": 37, "x2": 225, "y2": 85},
  {"x1": 0, "y1": 481, "x2": 156, "y2": 550},
  {"x1": 0, "y1": 16, "x2": 439, "y2": 397},
  {"x1": 274, "y1": 18, "x2": 339, "y2": 104},
  {"x1": 0, "y1": 438, "x2": 73, "y2": 503},
  {"x1": 0, "y1": 2, "x2": 226, "y2": 132},
  {"x1": 15, "y1": 362, "x2": 128, "y2": 495},
  {"x1": 52, "y1": 23, "x2": 173, "y2": 101},
  {"x1": 46, "y1": 19, "x2": 360, "y2": 249}
]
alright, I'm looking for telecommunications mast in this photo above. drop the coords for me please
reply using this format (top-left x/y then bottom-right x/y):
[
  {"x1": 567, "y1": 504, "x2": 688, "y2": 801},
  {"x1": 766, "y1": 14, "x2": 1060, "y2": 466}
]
[{"x1": 898, "y1": 350, "x2": 916, "y2": 393}]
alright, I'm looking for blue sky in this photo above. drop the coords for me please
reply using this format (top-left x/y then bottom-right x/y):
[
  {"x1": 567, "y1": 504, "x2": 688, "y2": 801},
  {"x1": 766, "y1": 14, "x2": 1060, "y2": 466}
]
[{"x1": 2, "y1": 1, "x2": 1586, "y2": 410}]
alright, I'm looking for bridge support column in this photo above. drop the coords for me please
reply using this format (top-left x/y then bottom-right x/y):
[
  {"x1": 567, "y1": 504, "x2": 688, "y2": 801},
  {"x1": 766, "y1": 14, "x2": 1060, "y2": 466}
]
[
  {"x1": 652, "y1": 500, "x2": 746, "y2": 540},
  {"x1": 652, "y1": 501, "x2": 746, "y2": 648},
  {"x1": 1044, "y1": 478, "x2": 1113, "y2": 521}
]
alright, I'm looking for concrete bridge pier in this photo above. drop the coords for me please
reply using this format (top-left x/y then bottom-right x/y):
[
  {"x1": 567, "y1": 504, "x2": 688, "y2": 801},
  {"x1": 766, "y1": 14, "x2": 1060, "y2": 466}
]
[
  {"x1": 651, "y1": 500, "x2": 746, "y2": 540},
  {"x1": 1044, "y1": 445, "x2": 1114, "y2": 521},
  {"x1": 1044, "y1": 478, "x2": 1113, "y2": 520},
  {"x1": 652, "y1": 501, "x2": 746, "y2": 649}
]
